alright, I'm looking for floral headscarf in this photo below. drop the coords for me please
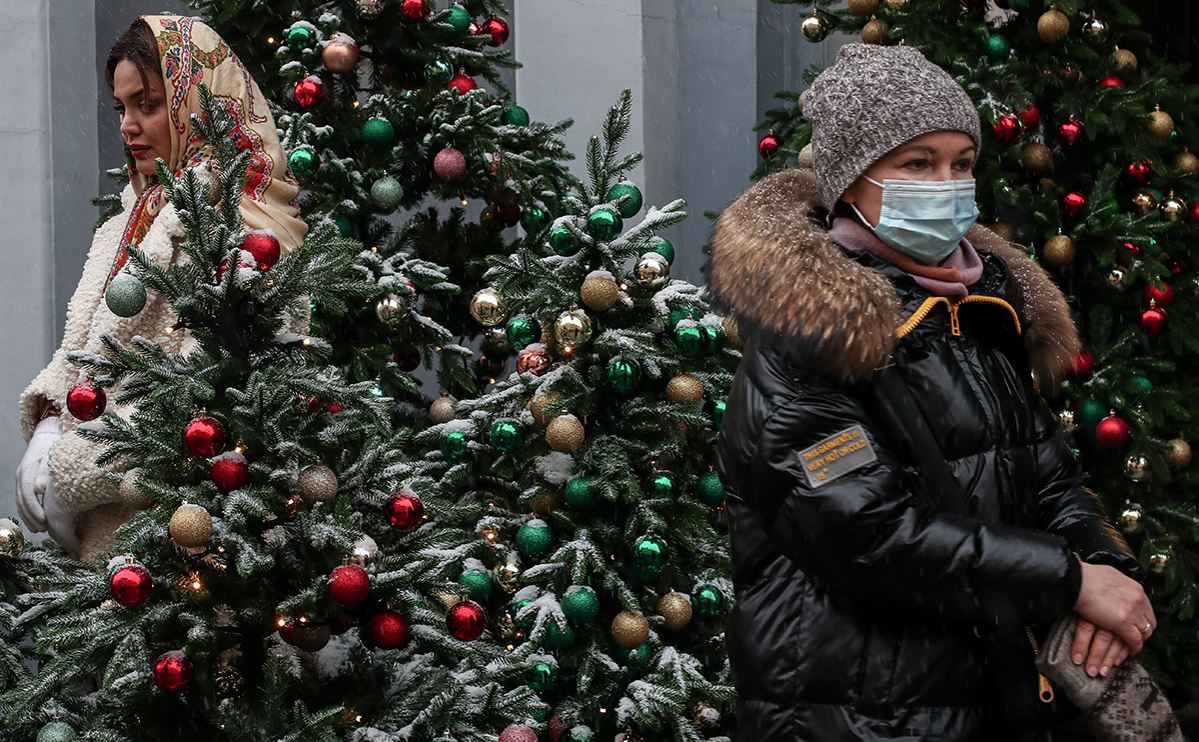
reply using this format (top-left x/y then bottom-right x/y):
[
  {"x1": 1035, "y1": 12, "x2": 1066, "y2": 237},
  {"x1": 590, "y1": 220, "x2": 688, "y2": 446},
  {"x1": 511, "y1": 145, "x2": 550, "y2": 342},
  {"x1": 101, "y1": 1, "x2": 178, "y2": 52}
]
[{"x1": 112, "y1": 15, "x2": 306, "y2": 284}]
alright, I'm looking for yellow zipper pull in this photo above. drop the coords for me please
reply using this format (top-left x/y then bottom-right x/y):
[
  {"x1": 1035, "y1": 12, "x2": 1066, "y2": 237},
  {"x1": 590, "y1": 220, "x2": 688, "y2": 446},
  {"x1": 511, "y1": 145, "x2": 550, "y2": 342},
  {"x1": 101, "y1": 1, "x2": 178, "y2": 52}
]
[
  {"x1": 949, "y1": 304, "x2": 961, "y2": 336},
  {"x1": 1038, "y1": 673, "x2": 1055, "y2": 703}
]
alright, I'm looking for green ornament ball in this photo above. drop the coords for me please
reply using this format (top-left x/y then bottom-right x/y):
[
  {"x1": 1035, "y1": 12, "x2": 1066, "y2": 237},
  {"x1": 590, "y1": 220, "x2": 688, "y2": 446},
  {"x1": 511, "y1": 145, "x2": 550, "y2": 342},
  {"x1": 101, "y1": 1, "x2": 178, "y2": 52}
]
[
  {"x1": 695, "y1": 471, "x2": 726, "y2": 507},
  {"x1": 606, "y1": 180, "x2": 644, "y2": 219},
  {"x1": 502, "y1": 104, "x2": 530, "y2": 127},
  {"x1": 633, "y1": 533, "x2": 670, "y2": 573},
  {"x1": 525, "y1": 660, "x2": 558, "y2": 691},
  {"x1": 512, "y1": 598, "x2": 536, "y2": 629},
  {"x1": 505, "y1": 314, "x2": 541, "y2": 350},
  {"x1": 362, "y1": 117, "x2": 395, "y2": 148},
  {"x1": 457, "y1": 568, "x2": 492, "y2": 603},
  {"x1": 517, "y1": 520, "x2": 554, "y2": 558},
  {"x1": 106, "y1": 272, "x2": 147, "y2": 318},
  {"x1": 647, "y1": 235, "x2": 675, "y2": 264},
  {"x1": 440, "y1": 430, "x2": 469, "y2": 461},
  {"x1": 586, "y1": 208, "x2": 623, "y2": 241},
  {"x1": 564, "y1": 476, "x2": 598, "y2": 510},
  {"x1": 701, "y1": 324, "x2": 727, "y2": 356},
  {"x1": 563, "y1": 726, "x2": 595, "y2": 742},
  {"x1": 548, "y1": 224, "x2": 580, "y2": 256},
  {"x1": 543, "y1": 621, "x2": 576, "y2": 649},
  {"x1": 985, "y1": 34, "x2": 1011, "y2": 61},
  {"x1": 424, "y1": 58, "x2": 454, "y2": 84},
  {"x1": 693, "y1": 583, "x2": 725, "y2": 617},
  {"x1": 1010, "y1": 0, "x2": 1030, "y2": 9},
  {"x1": 288, "y1": 146, "x2": 320, "y2": 178},
  {"x1": 37, "y1": 723, "x2": 78, "y2": 742},
  {"x1": 489, "y1": 417, "x2": 526, "y2": 452},
  {"x1": 521, "y1": 205, "x2": 549, "y2": 233},
  {"x1": 334, "y1": 214, "x2": 352, "y2": 237},
  {"x1": 606, "y1": 356, "x2": 641, "y2": 394},
  {"x1": 617, "y1": 643, "x2": 650, "y2": 666},
  {"x1": 371, "y1": 176, "x2": 403, "y2": 211},
  {"x1": 649, "y1": 472, "x2": 678, "y2": 501},
  {"x1": 1079, "y1": 399, "x2": 1108, "y2": 435},
  {"x1": 705, "y1": 398, "x2": 727, "y2": 429},
  {"x1": 444, "y1": 5, "x2": 472, "y2": 34},
  {"x1": 1130, "y1": 377, "x2": 1154, "y2": 395},
  {"x1": 561, "y1": 585, "x2": 599, "y2": 623},
  {"x1": 286, "y1": 25, "x2": 316, "y2": 50},
  {"x1": 667, "y1": 306, "x2": 702, "y2": 330},
  {"x1": 674, "y1": 324, "x2": 706, "y2": 357}
]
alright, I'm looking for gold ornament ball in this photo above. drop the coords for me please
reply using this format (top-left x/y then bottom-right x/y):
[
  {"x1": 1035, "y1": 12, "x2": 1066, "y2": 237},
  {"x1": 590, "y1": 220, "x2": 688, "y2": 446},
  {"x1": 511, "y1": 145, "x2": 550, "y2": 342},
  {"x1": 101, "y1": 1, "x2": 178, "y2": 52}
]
[
  {"x1": 797, "y1": 143, "x2": 815, "y2": 171},
  {"x1": 495, "y1": 609, "x2": 517, "y2": 639},
  {"x1": 1172, "y1": 150, "x2": 1199, "y2": 173},
  {"x1": 350, "y1": 534, "x2": 381, "y2": 573},
  {"x1": 634, "y1": 252, "x2": 671, "y2": 289},
  {"x1": 657, "y1": 592, "x2": 693, "y2": 631},
  {"x1": 988, "y1": 222, "x2": 1015, "y2": 242},
  {"x1": 1130, "y1": 189, "x2": 1158, "y2": 214},
  {"x1": 1112, "y1": 47, "x2": 1137, "y2": 70},
  {"x1": 666, "y1": 374, "x2": 705, "y2": 403},
  {"x1": 883, "y1": 0, "x2": 909, "y2": 8},
  {"x1": 554, "y1": 309, "x2": 593, "y2": 348},
  {"x1": 298, "y1": 464, "x2": 338, "y2": 503},
  {"x1": 291, "y1": 621, "x2": 332, "y2": 652},
  {"x1": 1148, "y1": 109, "x2": 1175, "y2": 140},
  {"x1": 1080, "y1": 17, "x2": 1108, "y2": 44},
  {"x1": 1022, "y1": 142, "x2": 1053, "y2": 173},
  {"x1": 1149, "y1": 552, "x2": 1169, "y2": 574},
  {"x1": 1042, "y1": 235, "x2": 1075, "y2": 268},
  {"x1": 0, "y1": 518, "x2": 25, "y2": 557},
  {"x1": 527, "y1": 392, "x2": 563, "y2": 425},
  {"x1": 1106, "y1": 267, "x2": 1127, "y2": 290},
  {"x1": 529, "y1": 489, "x2": 557, "y2": 517},
  {"x1": 375, "y1": 294, "x2": 405, "y2": 326},
  {"x1": 469, "y1": 286, "x2": 508, "y2": 327},
  {"x1": 356, "y1": 0, "x2": 383, "y2": 19},
  {"x1": 546, "y1": 414, "x2": 585, "y2": 454},
  {"x1": 800, "y1": 13, "x2": 830, "y2": 43},
  {"x1": 848, "y1": 0, "x2": 878, "y2": 16},
  {"x1": 493, "y1": 554, "x2": 522, "y2": 593},
  {"x1": 1119, "y1": 503, "x2": 1144, "y2": 534},
  {"x1": 170, "y1": 503, "x2": 213, "y2": 548},
  {"x1": 1124, "y1": 455, "x2": 1150, "y2": 482},
  {"x1": 798, "y1": 89, "x2": 809, "y2": 115},
  {"x1": 861, "y1": 18, "x2": 889, "y2": 45},
  {"x1": 1167, "y1": 439, "x2": 1192, "y2": 468},
  {"x1": 120, "y1": 469, "x2": 155, "y2": 510},
  {"x1": 611, "y1": 610, "x2": 650, "y2": 649},
  {"x1": 1161, "y1": 194, "x2": 1188, "y2": 223},
  {"x1": 581, "y1": 275, "x2": 619, "y2": 311},
  {"x1": 1037, "y1": 9, "x2": 1069, "y2": 43},
  {"x1": 430, "y1": 395, "x2": 456, "y2": 424},
  {"x1": 321, "y1": 35, "x2": 360, "y2": 74},
  {"x1": 723, "y1": 316, "x2": 744, "y2": 350}
]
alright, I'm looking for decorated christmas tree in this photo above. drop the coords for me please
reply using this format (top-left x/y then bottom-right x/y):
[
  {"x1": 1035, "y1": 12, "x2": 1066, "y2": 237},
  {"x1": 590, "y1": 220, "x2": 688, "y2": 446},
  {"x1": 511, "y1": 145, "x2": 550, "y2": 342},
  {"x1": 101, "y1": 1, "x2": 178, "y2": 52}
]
[
  {"x1": 754, "y1": 0, "x2": 1199, "y2": 706},
  {"x1": 187, "y1": 0, "x2": 577, "y2": 410},
  {"x1": 396, "y1": 91, "x2": 740, "y2": 742},
  {"x1": 0, "y1": 88, "x2": 539, "y2": 742}
]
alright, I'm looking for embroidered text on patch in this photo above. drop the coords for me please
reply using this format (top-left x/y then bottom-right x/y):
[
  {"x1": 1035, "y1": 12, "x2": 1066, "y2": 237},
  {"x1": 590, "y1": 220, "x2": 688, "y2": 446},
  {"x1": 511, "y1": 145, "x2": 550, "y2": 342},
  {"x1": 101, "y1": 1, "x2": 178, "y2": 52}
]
[{"x1": 799, "y1": 425, "x2": 877, "y2": 488}]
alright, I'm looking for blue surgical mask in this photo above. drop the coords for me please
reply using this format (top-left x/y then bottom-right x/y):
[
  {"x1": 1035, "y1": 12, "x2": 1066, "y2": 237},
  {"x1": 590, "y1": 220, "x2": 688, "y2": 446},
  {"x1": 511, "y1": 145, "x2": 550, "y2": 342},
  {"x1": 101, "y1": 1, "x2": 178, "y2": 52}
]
[{"x1": 850, "y1": 176, "x2": 980, "y2": 265}]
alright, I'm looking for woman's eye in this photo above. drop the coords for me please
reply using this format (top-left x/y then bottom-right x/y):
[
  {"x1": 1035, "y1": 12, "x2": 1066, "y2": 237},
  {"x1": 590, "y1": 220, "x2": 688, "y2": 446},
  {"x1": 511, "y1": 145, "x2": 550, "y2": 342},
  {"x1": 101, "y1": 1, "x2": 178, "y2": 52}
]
[
  {"x1": 903, "y1": 159, "x2": 929, "y2": 170},
  {"x1": 955, "y1": 159, "x2": 975, "y2": 171}
]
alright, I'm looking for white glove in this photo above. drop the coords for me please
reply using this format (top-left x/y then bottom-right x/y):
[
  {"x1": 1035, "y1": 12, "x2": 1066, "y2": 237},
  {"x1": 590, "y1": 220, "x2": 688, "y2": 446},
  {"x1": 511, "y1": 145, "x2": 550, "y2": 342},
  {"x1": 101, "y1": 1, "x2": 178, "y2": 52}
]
[
  {"x1": 43, "y1": 479, "x2": 81, "y2": 555},
  {"x1": 15, "y1": 416, "x2": 61, "y2": 532}
]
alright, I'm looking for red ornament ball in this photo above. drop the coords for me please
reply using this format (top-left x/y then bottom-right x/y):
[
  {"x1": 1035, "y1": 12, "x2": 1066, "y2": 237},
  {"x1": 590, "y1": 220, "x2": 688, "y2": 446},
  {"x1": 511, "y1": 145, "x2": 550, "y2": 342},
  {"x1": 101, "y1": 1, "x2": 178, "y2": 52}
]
[
  {"x1": 1168, "y1": 259, "x2": 1187, "y2": 276},
  {"x1": 991, "y1": 115, "x2": 1022, "y2": 144},
  {"x1": 1142, "y1": 282, "x2": 1174, "y2": 308},
  {"x1": 184, "y1": 416, "x2": 227, "y2": 458},
  {"x1": 242, "y1": 231, "x2": 281, "y2": 270},
  {"x1": 517, "y1": 346, "x2": 551, "y2": 375},
  {"x1": 277, "y1": 621, "x2": 294, "y2": 644},
  {"x1": 548, "y1": 716, "x2": 569, "y2": 741},
  {"x1": 494, "y1": 204, "x2": 521, "y2": 227},
  {"x1": 1188, "y1": 203, "x2": 1199, "y2": 224},
  {"x1": 446, "y1": 599, "x2": 486, "y2": 640},
  {"x1": 1061, "y1": 191, "x2": 1087, "y2": 218},
  {"x1": 1124, "y1": 160, "x2": 1154, "y2": 186},
  {"x1": 386, "y1": 489, "x2": 424, "y2": 531},
  {"x1": 393, "y1": 344, "x2": 421, "y2": 371},
  {"x1": 153, "y1": 650, "x2": 194, "y2": 692},
  {"x1": 1141, "y1": 304, "x2": 1169, "y2": 336},
  {"x1": 449, "y1": 73, "x2": 477, "y2": 95},
  {"x1": 368, "y1": 608, "x2": 410, "y2": 649},
  {"x1": 110, "y1": 563, "x2": 153, "y2": 607},
  {"x1": 1018, "y1": 105, "x2": 1041, "y2": 128},
  {"x1": 1056, "y1": 119, "x2": 1085, "y2": 147},
  {"x1": 758, "y1": 133, "x2": 781, "y2": 159},
  {"x1": 216, "y1": 256, "x2": 256, "y2": 283},
  {"x1": 308, "y1": 397, "x2": 344, "y2": 414},
  {"x1": 329, "y1": 564, "x2": 371, "y2": 607},
  {"x1": 66, "y1": 380, "x2": 106, "y2": 421},
  {"x1": 1096, "y1": 416, "x2": 1130, "y2": 449},
  {"x1": 210, "y1": 452, "x2": 250, "y2": 493},
  {"x1": 1098, "y1": 76, "x2": 1126, "y2": 88},
  {"x1": 433, "y1": 148, "x2": 467, "y2": 180},
  {"x1": 480, "y1": 17, "x2": 510, "y2": 46},
  {"x1": 499, "y1": 725, "x2": 538, "y2": 742},
  {"x1": 1067, "y1": 350, "x2": 1094, "y2": 380},
  {"x1": 294, "y1": 76, "x2": 325, "y2": 108},
  {"x1": 401, "y1": 0, "x2": 430, "y2": 21}
]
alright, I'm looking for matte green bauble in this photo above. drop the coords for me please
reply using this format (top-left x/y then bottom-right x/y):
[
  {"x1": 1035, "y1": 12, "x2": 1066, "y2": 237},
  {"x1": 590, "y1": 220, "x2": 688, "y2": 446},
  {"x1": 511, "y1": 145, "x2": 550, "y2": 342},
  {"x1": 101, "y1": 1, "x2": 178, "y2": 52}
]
[
  {"x1": 440, "y1": 430, "x2": 469, "y2": 461},
  {"x1": 633, "y1": 533, "x2": 669, "y2": 573},
  {"x1": 489, "y1": 417, "x2": 526, "y2": 452},
  {"x1": 521, "y1": 205, "x2": 548, "y2": 233},
  {"x1": 705, "y1": 398, "x2": 726, "y2": 429},
  {"x1": 648, "y1": 472, "x2": 678, "y2": 501},
  {"x1": 37, "y1": 722, "x2": 78, "y2": 742},
  {"x1": 1079, "y1": 399, "x2": 1108, "y2": 435},
  {"x1": 371, "y1": 176, "x2": 403, "y2": 211},
  {"x1": 362, "y1": 117, "x2": 395, "y2": 148},
  {"x1": 606, "y1": 357, "x2": 641, "y2": 394},
  {"x1": 502, "y1": 104, "x2": 530, "y2": 126},
  {"x1": 105, "y1": 272, "x2": 147, "y2": 318},
  {"x1": 444, "y1": 5, "x2": 472, "y2": 34},
  {"x1": 647, "y1": 235, "x2": 675, "y2": 264},
  {"x1": 548, "y1": 224, "x2": 580, "y2": 256},
  {"x1": 517, "y1": 520, "x2": 554, "y2": 558},
  {"x1": 564, "y1": 476, "x2": 598, "y2": 509},
  {"x1": 561, "y1": 585, "x2": 599, "y2": 623},
  {"x1": 674, "y1": 324, "x2": 706, "y2": 357},
  {"x1": 562, "y1": 726, "x2": 594, "y2": 742},
  {"x1": 586, "y1": 208, "x2": 623, "y2": 241},
  {"x1": 693, "y1": 583, "x2": 725, "y2": 617},
  {"x1": 667, "y1": 306, "x2": 702, "y2": 330},
  {"x1": 525, "y1": 660, "x2": 558, "y2": 691},
  {"x1": 543, "y1": 622, "x2": 576, "y2": 649},
  {"x1": 505, "y1": 314, "x2": 541, "y2": 349},
  {"x1": 286, "y1": 25, "x2": 316, "y2": 49},
  {"x1": 695, "y1": 471, "x2": 726, "y2": 507},
  {"x1": 1130, "y1": 377, "x2": 1154, "y2": 395},
  {"x1": 288, "y1": 146, "x2": 320, "y2": 178},
  {"x1": 985, "y1": 34, "x2": 1010, "y2": 61},
  {"x1": 424, "y1": 58, "x2": 454, "y2": 84},
  {"x1": 607, "y1": 180, "x2": 643, "y2": 218},
  {"x1": 458, "y1": 569, "x2": 492, "y2": 603},
  {"x1": 335, "y1": 214, "x2": 352, "y2": 237}
]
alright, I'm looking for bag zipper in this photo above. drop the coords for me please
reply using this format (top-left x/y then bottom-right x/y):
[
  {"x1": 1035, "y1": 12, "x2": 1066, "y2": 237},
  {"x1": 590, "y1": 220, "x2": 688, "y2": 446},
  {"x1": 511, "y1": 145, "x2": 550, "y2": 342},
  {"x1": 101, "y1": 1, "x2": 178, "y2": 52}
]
[{"x1": 1024, "y1": 626, "x2": 1055, "y2": 703}]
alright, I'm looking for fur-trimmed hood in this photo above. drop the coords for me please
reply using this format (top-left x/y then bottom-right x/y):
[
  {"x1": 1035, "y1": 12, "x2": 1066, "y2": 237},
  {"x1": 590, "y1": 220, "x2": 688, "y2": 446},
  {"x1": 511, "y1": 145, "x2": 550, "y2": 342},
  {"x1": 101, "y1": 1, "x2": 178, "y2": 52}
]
[{"x1": 708, "y1": 169, "x2": 1080, "y2": 386}]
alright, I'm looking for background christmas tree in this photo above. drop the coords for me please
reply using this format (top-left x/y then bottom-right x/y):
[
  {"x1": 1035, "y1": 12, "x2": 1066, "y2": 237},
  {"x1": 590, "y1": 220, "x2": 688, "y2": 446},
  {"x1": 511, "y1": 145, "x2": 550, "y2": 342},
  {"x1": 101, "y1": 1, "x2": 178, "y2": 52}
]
[
  {"x1": 395, "y1": 91, "x2": 740, "y2": 742},
  {"x1": 752, "y1": 0, "x2": 1199, "y2": 711}
]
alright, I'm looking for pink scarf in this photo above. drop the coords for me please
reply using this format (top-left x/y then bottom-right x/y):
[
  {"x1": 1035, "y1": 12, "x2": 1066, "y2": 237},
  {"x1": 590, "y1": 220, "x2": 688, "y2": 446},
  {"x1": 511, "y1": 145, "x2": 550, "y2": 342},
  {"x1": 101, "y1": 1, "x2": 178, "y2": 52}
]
[{"x1": 830, "y1": 217, "x2": 983, "y2": 299}]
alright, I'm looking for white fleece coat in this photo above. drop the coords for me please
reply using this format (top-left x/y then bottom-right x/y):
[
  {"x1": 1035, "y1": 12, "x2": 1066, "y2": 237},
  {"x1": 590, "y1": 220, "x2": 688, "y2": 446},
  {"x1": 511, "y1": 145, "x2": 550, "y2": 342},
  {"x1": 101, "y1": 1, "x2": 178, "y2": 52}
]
[{"x1": 20, "y1": 184, "x2": 191, "y2": 564}]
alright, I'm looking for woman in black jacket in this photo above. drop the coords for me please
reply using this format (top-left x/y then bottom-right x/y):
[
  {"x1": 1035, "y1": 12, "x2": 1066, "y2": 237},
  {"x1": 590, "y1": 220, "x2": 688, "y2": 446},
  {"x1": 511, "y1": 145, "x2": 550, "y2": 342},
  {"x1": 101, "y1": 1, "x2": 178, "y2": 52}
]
[{"x1": 708, "y1": 44, "x2": 1154, "y2": 741}]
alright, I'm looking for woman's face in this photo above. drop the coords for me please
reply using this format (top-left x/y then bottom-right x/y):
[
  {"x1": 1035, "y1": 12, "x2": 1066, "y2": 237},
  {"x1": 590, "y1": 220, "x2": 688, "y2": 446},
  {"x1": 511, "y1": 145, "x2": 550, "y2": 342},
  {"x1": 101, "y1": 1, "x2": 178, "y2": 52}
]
[
  {"x1": 841, "y1": 130, "x2": 976, "y2": 228},
  {"x1": 112, "y1": 59, "x2": 171, "y2": 177}
]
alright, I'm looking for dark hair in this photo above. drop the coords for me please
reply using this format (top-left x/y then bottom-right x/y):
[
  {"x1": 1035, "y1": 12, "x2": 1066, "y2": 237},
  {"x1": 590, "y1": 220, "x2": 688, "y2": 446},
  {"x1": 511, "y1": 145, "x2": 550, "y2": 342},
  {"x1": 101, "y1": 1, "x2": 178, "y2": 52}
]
[{"x1": 105, "y1": 19, "x2": 160, "y2": 93}]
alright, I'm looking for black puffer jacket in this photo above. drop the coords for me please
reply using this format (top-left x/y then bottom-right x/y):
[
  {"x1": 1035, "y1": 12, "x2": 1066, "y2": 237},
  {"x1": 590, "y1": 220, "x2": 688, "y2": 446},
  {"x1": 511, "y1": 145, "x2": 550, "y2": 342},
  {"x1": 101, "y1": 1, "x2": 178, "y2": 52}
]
[{"x1": 708, "y1": 171, "x2": 1141, "y2": 741}]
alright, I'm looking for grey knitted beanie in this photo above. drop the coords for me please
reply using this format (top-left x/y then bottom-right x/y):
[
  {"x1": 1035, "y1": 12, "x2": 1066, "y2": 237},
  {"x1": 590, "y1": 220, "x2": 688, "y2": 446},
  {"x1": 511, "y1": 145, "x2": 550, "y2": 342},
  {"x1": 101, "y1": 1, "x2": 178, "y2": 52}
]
[{"x1": 804, "y1": 43, "x2": 981, "y2": 210}]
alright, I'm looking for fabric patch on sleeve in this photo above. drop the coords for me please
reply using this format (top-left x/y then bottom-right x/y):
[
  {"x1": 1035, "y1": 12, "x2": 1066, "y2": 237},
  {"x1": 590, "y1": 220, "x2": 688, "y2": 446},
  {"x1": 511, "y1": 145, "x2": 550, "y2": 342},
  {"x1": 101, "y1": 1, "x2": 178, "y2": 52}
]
[{"x1": 798, "y1": 425, "x2": 877, "y2": 488}]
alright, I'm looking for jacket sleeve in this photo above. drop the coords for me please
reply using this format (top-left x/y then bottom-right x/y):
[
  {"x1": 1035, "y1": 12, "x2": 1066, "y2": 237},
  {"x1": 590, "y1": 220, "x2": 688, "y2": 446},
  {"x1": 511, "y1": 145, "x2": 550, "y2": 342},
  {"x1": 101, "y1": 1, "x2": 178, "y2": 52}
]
[{"x1": 746, "y1": 376, "x2": 1079, "y2": 629}]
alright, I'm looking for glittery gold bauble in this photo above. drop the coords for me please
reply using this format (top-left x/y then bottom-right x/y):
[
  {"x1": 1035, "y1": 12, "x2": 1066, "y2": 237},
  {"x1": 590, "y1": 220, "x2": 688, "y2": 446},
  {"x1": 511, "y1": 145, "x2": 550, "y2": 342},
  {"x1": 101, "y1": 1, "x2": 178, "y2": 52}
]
[
  {"x1": 469, "y1": 286, "x2": 508, "y2": 327},
  {"x1": 1124, "y1": 455, "x2": 1150, "y2": 482},
  {"x1": 554, "y1": 308, "x2": 593, "y2": 347},
  {"x1": 119, "y1": 469, "x2": 155, "y2": 510},
  {"x1": 657, "y1": 592, "x2": 692, "y2": 630},
  {"x1": 1130, "y1": 189, "x2": 1158, "y2": 214},
  {"x1": 1161, "y1": 193, "x2": 1188, "y2": 223},
  {"x1": 527, "y1": 392, "x2": 563, "y2": 425},
  {"x1": 291, "y1": 620, "x2": 331, "y2": 652},
  {"x1": 798, "y1": 89, "x2": 809, "y2": 114},
  {"x1": 722, "y1": 316, "x2": 744, "y2": 350},
  {"x1": 1172, "y1": 150, "x2": 1199, "y2": 173},
  {"x1": 848, "y1": 0, "x2": 878, "y2": 16},
  {"x1": 298, "y1": 464, "x2": 338, "y2": 503},
  {"x1": 430, "y1": 395, "x2": 456, "y2": 423},
  {"x1": 529, "y1": 489, "x2": 557, "y2": 517},
  {"x1": 1037, "y1": 9, "x2": 1069, "y2": 42},
  {"x1": 797, "y1": 143, "x2": 814, "y2": 171},
  {"x1": 1043, "y1": 234, "x2": 1075, "y2": 268},
  {"x1": 987, "y1": 222, "x2": 1014, "y2": 243},
  {"x1": 581, "y1": 275, "x2": 619, "y2": 311},
  {"x1": 0, "y1": 518, "x2": 25, "y2": 557},
  {"x1": 1111, "y1": 47, "x2": 1138, "y2": 71},
  {"x1": 666, "y1": 374, "x2": 704, "y2": 402},
  {"x1": 493, "y1": 553, "x2": 522, "y2": 593},
  {"x1": 861, "y1": 18, "x2": 889, "y2": 45},
  {"x1": 1148, "y1": 108, "x2": 1175, "y2": 140},
  {"x1": 170, "y1": 503, "x2": 213, "y2": 548},
  {"x1": 1167, "y1": 439, "x2": 1192, "y2": 468},
  {"x1": 611, "y1": 610, "x2": 650, "y2": 649},
  {"x1": 1022, "y1": 141, "x2": 1053, "y2": 173},
  {"x1": 546, "y1": 414, "x2": 585, "y2": 454}
]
